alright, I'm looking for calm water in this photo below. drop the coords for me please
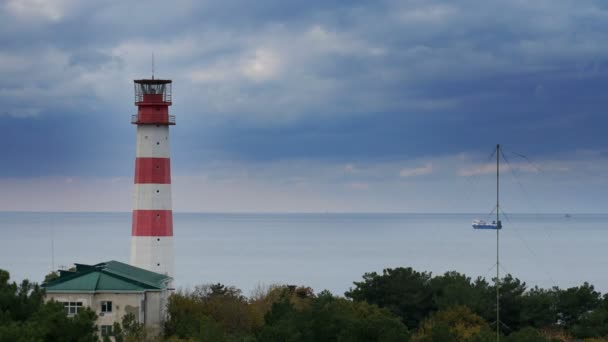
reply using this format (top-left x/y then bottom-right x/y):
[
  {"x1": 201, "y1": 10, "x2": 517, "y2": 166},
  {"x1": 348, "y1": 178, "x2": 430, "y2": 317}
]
[{"x1": 0, "y1": 212, "x2": 605, "y2": 296}]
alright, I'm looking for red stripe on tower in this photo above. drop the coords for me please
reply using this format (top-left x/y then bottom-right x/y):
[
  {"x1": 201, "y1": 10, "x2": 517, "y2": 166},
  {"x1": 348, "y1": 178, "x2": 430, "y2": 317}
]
[
  {"x1": 134, "y1": 158, "x2": 171, "y2": 184},
  {"x1": 132, "y1": 210, "x2": 173, "y2": 236}
]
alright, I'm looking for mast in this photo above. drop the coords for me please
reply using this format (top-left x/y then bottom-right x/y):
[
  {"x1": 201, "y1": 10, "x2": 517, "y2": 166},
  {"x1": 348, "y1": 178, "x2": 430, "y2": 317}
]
[{"x1": 496, "y1": 144, "x2": 500, "y2": 341}]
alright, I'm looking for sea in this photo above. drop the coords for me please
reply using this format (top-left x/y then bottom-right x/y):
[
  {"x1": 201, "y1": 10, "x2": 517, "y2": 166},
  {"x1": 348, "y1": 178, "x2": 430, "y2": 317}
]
[{"x1": 0, "y1": 212, "x2": 605, "y2": 296}]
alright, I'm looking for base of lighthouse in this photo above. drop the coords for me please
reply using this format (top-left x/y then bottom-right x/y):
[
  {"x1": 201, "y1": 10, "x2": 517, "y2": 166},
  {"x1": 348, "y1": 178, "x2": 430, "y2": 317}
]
[{"x1": 130, "y1": 236, "x2": 174, "y2": 278}]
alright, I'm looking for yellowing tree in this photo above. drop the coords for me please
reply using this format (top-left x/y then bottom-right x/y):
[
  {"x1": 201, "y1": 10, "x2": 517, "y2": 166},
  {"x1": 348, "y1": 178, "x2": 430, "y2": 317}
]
[{"x1": 414, "y1": 306, "x2": 492, "y2": 342}]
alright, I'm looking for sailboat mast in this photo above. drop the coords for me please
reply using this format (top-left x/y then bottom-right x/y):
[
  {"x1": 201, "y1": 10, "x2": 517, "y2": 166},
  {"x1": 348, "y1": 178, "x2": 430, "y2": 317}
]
[{"x1": 496, "y1": 143, "x2": 500, "y2": 341}]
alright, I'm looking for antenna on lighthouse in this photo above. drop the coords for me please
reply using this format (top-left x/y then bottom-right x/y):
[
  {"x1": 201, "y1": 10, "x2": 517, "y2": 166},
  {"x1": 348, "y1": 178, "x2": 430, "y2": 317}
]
[
  {"x1": 152, "y1": 53, "x2": 155, "y2": 80},
  {"x1": 50, "y1": 216, "x2": 55, "y2": 272}
]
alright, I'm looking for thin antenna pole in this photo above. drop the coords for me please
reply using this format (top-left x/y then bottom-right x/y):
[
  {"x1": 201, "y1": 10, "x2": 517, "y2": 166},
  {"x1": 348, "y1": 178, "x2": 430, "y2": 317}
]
[
  {"x1": 152, "y1": 53, "x2": 155, "y2": 79},
  {"x1": 496, "y1": 144, "x2": 500, "y2": 341},
  {"x1": 51, "y1": 216, "x2": 55, "y2": 272}
]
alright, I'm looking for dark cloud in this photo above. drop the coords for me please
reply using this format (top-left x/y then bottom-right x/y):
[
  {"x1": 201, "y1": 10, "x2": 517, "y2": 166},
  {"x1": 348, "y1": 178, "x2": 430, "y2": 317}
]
[{"x1": 1, "y1": 0, "x2": 608, "y2": 176}]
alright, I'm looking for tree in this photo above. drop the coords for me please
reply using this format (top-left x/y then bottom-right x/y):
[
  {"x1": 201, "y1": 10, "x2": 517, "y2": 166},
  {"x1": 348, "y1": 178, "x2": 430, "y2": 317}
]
[
  {"x1": 43, "y1": 272, "x2": 60, "y2": 284},
  {"x1": 504, "y1": 327, "x2": 549, "y2": 342},
  {"x1": 345, "y1": 267, "x2": 434, "y2": 329},
  {"x1": 258, "y1": 289, "x2": 410, "y2": 341},
  {"x1": 520, "y1": 287, "x2": 558, "y2": 329},
  {"x1": 0, "y1": 269, "x2": 98, "y2": 342},
  {"x1": 313, "y1": 292, "x2": 410, "y2": 342},
  {"x1": 164, "y1": 283, "x2": 256, "y2": 341},
  {"x1": 112, "y1": 312, "x2": 150, "y2": 342},
  {"x1": 257, "y1": 298, "x2": 313, "y2": 341},
  {"x1": 430, "y1": 272, "x2": 477, "y2": 310},
  {"x1": 430, "y1": 272, "x2": 495, "y2": 322},
  {"x1": 556, "y1": 283, "x2": 601, "y2": 329},
  {"x1": 413, "y1": 306, "x2": 492, "y2": 342},
  {"x1": 494, "y1": 274, "x2": 527, "y2": 332},
  {"x1": 570, "y1": 307, "x2": 608, "y2": 339}
]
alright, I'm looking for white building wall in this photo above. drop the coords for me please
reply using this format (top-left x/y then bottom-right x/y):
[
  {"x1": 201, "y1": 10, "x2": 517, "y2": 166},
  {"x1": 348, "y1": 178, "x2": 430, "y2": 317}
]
[{"x1": 45, "y1": 291, "x2": 167, "y2": 335}]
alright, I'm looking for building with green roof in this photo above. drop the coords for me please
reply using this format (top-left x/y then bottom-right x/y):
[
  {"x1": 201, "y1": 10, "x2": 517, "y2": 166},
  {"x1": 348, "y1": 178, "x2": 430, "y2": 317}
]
[{"x1": 43, "y1": 260, "x2": 172, "y2": 337}]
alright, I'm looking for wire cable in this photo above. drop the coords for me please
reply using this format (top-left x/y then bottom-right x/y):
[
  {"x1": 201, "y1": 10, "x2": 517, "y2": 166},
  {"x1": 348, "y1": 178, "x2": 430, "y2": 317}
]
[{"x1": 501, "y1": 208, "x2": 558, "y2": 287}]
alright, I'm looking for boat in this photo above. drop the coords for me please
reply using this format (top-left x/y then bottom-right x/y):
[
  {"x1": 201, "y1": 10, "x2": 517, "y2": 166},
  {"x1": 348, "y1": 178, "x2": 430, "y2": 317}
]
[{"x1": 472, "y1": 219, "x2": 502, "y2": 230}]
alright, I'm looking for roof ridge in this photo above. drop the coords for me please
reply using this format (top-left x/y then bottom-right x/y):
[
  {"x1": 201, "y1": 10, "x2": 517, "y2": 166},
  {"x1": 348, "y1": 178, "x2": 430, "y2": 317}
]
[
  {"x1": 93, "y1": 272, "x2": 101, "y2": 290},
  {"x1": 104, "y1": 260, "x2": 170, "y2": 278},
  {"x1": 99, "y1": 269, "x2": 162, "y2": 289},
  {"x1": 102, "y1": 260, "x2": 170, "y2": 285}
]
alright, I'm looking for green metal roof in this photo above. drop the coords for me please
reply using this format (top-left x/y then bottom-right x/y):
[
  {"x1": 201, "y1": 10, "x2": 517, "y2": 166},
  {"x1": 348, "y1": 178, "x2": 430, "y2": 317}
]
[{"x1": 43, "y1": 260, "x2": 171, "y2": 293}]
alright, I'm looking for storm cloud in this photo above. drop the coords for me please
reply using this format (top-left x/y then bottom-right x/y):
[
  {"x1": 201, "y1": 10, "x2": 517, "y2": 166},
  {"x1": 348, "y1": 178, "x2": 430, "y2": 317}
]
[{"x1": 1, "y1": 0, "x2": 607, "y2": 212}]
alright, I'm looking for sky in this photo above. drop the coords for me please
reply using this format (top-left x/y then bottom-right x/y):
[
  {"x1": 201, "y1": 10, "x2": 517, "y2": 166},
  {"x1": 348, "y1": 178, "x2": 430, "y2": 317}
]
[{"x1": 1, "y1": 0, "x2": 608, "y2": 213}]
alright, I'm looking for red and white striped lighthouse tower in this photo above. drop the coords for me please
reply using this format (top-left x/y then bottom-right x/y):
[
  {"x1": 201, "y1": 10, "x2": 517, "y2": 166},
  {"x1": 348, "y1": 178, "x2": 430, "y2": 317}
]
[{"x1": 130, "y1": 78, "x2": 175, "y2": 279}]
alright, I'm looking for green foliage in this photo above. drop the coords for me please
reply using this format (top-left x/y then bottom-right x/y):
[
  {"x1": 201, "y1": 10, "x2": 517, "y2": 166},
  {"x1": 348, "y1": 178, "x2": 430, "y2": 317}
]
[
  {"x1": 346, "y1": 267, "x2": 608, "y2": 340},
  {"x1": 259, "y1": 290, "x2": 410, "y2": 341},
  {"x1": 0, "y1": 269, "x2": 98, "y2": 341},
  {"x1": 345, "y1": 267, "x2": 434, "y2": 329},
  {"x1": 520, "y1": 287, "x2": 559, "y2": 329},
  {"x1": 557, "y1": 282, "x2": 601, "y2": 329},
  {"x1": 165, "y1": 283, "x2": 409, "y2": 341},
  {"x1": 164, "y1": 283, "x2": 257, "y2": 341},
  {"x1": 413, "y1": 306, "x2": 491, "y2": 342},
  {"x1": 571, "y1": 307, "x2": 608, "y2": 339},
  {"x1": 5, "y1": 265, "x2": 608, "y2": 341},
  {"x1": 495, "y1": 274, "x2": 527, "y2": 332},
  {"x1": 43, "y1": 271, "x2": 60, "y2": 284},
  {"x1": 504, "y1": 327, "x2": 549, "y2": 342},
  {"x1": 430, "y1": 272, "x2": 485, "y2": 311},
  {"x1": 112, "y1": 312, "x2": 149, "y2": 342}
]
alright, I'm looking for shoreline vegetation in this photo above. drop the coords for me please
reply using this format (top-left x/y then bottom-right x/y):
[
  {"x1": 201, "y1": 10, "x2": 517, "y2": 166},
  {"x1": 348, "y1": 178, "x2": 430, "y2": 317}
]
[{"x1": 2, "y1": 267, "x2": 608, "y2": 341}]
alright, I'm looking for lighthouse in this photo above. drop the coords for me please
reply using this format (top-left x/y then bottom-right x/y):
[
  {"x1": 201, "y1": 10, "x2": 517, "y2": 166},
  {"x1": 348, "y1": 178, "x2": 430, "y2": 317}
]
[{"x1": 130, "y1": 78, "x2": 175, "y2": 280}]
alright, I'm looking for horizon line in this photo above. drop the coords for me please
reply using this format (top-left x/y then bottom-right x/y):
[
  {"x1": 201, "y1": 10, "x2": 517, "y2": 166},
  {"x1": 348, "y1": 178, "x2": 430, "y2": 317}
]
[{"x1": 0, "y1": 210, "x2": 603, "y2": 215}]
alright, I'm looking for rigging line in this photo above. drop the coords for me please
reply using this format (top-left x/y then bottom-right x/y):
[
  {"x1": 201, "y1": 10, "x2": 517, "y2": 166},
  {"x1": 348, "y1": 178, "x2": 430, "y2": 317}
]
[
  {"x1": 465, "y1": 148, "x2": 496, "y2": 206},
  {"x1": 501, "y1": 150, "x2": 544, "y2": 224},
  {"x1": 471, "y1": 147, "x2": 499, "y2": 216},
  {"x1": 459, "y1": 146, "x2": 500, "y2": 209},
  {"x1": 501, "y1": 150, "x2": 541, "y2": 211},
  {"x1": 511, "y1": 151, "x2": 607, "y2": 201},
  {"x1": 482, "y1": 263, "x2": 497, "y2": 280},
  {"x1": 500, "y1": 209, "x2": 558, "y2": 287},
  {"x1": 504, "y1": 152, "x2": 546, "y2": 237},
  {"x1": 497, "y1": 261, "x2": 512, "y2": 277},
  {"x1": 487, "y1": 146, "x2": 497, "y2": 162},
  {"x1": 500, "y1": 150, "x2": 534, "y2": 205},
  {"x1": 461, "y1": 147, "x2": 498, "y2": 203},
  {"x1": 488, "y1": 204, "x2": 497, "y2": 217},
  {"x1": 501, "y1": 150, "x2": 554, "y2": 242},
  {"x1": 511, "y1": 152, "x2": 544, "y2": 174},
  {"x1": 499, "y1": 320, "x2": 512, "y2": 332}
]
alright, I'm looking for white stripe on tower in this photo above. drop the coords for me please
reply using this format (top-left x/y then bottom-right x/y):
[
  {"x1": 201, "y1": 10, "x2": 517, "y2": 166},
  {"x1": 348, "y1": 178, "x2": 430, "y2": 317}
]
[{"x1": 130, "y1": 79, "x2": 175, "y2": 281}]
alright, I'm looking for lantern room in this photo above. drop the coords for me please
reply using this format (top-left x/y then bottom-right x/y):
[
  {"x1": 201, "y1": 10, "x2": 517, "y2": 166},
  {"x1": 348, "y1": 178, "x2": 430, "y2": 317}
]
[
  {"x1": 132, "y1": 79, "x2": 175, "y2": 125},
  {"x1": 134, "y1": 79, "x2": 172, "y2": 104}
]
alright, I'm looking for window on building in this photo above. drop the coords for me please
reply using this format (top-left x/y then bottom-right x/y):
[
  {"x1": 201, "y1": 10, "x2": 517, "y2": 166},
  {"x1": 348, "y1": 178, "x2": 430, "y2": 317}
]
[
  {"x1": 62, "y1": 302, "x2": 83, "y2": 315},
  {"x1": 100, "y1": 325, "x2": 113, "y2": 337},
  {"x1": 101, "y1": 301, "x2": 112, "y2": 313}
]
